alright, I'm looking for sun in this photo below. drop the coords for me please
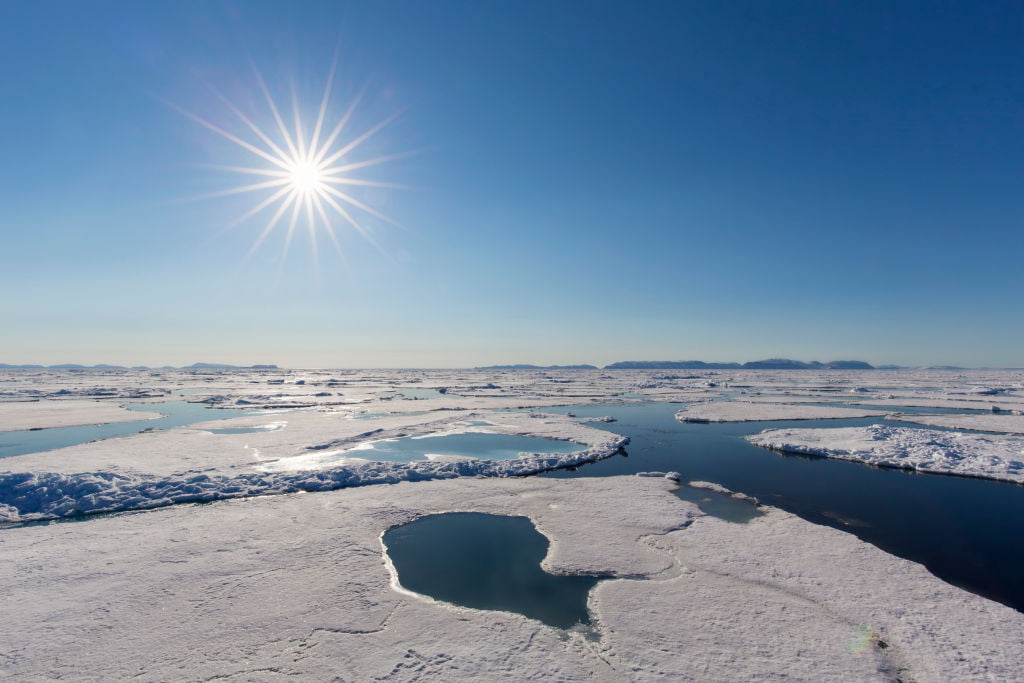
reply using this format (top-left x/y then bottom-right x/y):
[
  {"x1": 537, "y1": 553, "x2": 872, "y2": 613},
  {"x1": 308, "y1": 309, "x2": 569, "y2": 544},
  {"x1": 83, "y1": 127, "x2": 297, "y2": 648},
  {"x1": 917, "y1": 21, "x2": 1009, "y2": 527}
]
[
  {"x1": 169, "y1": 63, "x2": 407, "y2": 264},
  {"x1": 289, "y1": 161, "x2": 324, "y2": 194}
]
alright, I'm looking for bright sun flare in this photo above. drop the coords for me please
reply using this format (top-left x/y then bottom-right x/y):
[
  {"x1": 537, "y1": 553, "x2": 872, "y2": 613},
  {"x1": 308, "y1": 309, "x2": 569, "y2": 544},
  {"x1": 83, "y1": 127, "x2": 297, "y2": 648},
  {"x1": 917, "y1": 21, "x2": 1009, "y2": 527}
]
[
  {"x1": 169, "y1": 63, "x2": 405, "y2": 264},
  {"x1": 289, "y1": 161, "x2": 324, "y2": 193}
]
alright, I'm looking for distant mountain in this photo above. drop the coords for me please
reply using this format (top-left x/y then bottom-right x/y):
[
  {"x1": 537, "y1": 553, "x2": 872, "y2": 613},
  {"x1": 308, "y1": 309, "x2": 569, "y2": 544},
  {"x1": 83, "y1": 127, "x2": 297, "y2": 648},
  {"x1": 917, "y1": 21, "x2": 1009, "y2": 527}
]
[
  {"x1": 478, "y1": 364, "x2": 598, "y2": 370},
  {"x1": 185, "y1": 363, "x2": 279, "y2": 370},
  {"x1": 920, "y1": 365, "x2": 964, "y2": 371},
  {"x1": 604, "y1": 361, "x2": 742, "y2": 370},
  {"x1": 741, "y1": 359, "x2": 822, "y2": 369},
  {"x1": 605, "y1": 359, "x2": 875, "y2": 370},
  {"x1": 825, "y1": 360, "x2": 874, "y2": 369},
  {"x1": 0, "y1": 363, "x2": 129, "y2": 370},
  {"x1": 742, "y1": 359, "x2": 876, "y2": 370}
]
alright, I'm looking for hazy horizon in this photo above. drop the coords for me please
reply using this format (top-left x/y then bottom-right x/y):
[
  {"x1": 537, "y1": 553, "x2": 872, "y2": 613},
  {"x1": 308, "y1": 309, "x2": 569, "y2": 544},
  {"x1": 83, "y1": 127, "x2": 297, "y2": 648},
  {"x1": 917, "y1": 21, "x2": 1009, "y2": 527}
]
[{"x1": 1, "y1": 356, "x2": 1014, "y2": 370}]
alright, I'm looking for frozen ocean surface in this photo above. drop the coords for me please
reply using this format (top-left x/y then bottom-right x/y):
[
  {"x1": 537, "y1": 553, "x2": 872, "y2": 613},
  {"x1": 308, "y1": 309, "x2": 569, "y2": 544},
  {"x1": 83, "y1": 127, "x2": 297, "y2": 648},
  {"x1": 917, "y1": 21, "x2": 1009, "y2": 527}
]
[
  {"x1": 3, "y1": 367, "x2": 1024, "y2": 680},
  {"x1": 540, "y1": 401, "x2": 1024, "y2": 611},
  {"x1": 0, "y1": 400, "x2": 265, "y2": 459},
  {"x1": 313, "y1": 431, "x2": 582, "y2": 464}
]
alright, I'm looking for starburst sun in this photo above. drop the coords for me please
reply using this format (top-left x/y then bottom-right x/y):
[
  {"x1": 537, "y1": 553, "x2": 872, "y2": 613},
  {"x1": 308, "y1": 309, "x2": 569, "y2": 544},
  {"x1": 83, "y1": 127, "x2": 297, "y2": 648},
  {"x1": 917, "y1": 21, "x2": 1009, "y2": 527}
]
[{"x1": 171, "y1": 64, "x2": 405, "y2": 264}]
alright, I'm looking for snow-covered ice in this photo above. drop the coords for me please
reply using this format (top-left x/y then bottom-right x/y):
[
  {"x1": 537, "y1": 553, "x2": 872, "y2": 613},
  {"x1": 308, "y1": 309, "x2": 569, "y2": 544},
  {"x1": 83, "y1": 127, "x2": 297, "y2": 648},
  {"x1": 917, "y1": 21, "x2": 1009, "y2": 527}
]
[
  {"x1": 0, "y1": 399, "x2": 161, "y2": 431},
  {"x1": 2, "y1": 475, "x2": 1022, "y2": 680},
  {"x1": 675, "y1": 400, "x2": 888, "y2": 423},
  {"x1": 747, "y1": 424, "x2": 1024, "y2": 484},
  {"x1": 0, "y1": 410, "x2": 627, "y2": 522},
  {"x1": 894, "y1": 412, "x2": 1024, "y2": 434},
  {"x1": 3, "y1": 366, "x2": 1024, "y2": 679}
]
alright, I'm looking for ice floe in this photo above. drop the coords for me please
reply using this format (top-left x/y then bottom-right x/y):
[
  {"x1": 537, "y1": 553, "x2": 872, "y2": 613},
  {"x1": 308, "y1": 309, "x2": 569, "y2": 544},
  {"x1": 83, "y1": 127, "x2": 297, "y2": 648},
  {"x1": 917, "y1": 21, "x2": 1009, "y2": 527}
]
[
  {"x1": 893, "y1": 413, "x2": 1024, "y2": 434},
  {"x1": 747, "y1": 424, "x2": 1024, "y2": 484},
  {"x1": 0, "y1": 411, "x2": 627, "y2": 522},
  {"x1": 675, "y1": 400, "x2": 888, "y2": 423},
  {"x1": 2, "y1": 475, "x2": 1021, "y2": 680},
  {"x1": 0, "y1": 399, "x2": 162, "y2": 432},
  {"x1": 3, "y1": 366, "x2": 1024, "y2": 680}
]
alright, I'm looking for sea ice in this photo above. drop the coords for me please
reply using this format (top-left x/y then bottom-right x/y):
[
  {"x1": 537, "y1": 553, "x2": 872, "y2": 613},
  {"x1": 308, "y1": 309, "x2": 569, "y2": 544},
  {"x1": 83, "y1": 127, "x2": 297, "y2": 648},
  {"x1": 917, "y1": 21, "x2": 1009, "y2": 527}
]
[
  {"x1": 0, "y1": 399, "x2": 161, "y2": 432},
  {"x1": 675, "y1": 400, "x2": 888, "y2": 423},
  {"x1": 747, "y1": 424, "x2": 1024, "y2": 484},
  {"x1": 892, "y1": 413, "x2": 1024, "y2": 434},
  {"x1": 0, "y1": 410, "x2": 627, "y2": 522},
  {"x1": 3, "y1": 366, "x2": 1024, "y2": 679},
  {"x1": 2, "y1": 475, "x2": 1021, "y2": 680}
]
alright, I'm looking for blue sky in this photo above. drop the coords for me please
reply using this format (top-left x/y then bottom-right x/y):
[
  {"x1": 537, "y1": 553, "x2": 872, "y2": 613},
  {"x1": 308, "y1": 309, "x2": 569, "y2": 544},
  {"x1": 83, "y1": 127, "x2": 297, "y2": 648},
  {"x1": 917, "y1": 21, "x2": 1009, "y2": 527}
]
[{"x1": 1, "y1": 1, "x2": 1022, "y2": 367}]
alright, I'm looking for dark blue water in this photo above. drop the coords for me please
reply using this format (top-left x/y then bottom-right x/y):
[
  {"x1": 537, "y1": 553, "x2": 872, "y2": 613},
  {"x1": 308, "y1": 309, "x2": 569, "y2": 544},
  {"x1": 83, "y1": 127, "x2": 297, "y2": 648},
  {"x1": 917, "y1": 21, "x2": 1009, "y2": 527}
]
[
  {"x1": 0, "y1": 401, "x2": 264, "y2": 459},
  {"x1": 540, "y1": 402, "x2": 1024, "y2": 612},
  {"x1": 335, "y1": 431, "x2": 582, "y2": 464},
  {"x1": 383, "y1": 512, "x2": 600, "y2": 628}
]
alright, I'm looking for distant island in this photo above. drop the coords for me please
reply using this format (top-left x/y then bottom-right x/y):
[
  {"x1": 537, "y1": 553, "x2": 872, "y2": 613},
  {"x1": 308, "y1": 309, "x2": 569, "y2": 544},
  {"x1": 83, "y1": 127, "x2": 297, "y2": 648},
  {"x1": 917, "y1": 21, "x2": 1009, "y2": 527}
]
[
  {"x1": 0, "y1": 360, "x2": 979, "y2": 371},
  {"x1": 476, "y1": 364, "x2": 599, "y2": 370},
  {"x1": 185, "y1": 363, "x2": 280, "y2": 370},
  {"x1": 473, "y1": 359, "x2": 880, "y2": 370},
  {"x1": 604, "y1": 361, "x2": 742, "y2": 370},
  {"x1": 0, "y1": 363, "x2": 279, "y2": 370},
  {"x1": 605, "y1": 359, "x2": 876, "y2": 370}
]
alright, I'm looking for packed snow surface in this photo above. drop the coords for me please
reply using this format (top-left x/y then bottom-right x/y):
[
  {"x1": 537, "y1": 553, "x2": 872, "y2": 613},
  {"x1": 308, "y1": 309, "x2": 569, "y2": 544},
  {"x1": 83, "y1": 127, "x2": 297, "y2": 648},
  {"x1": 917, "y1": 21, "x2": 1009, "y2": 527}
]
[
  {"x1": 3, "y1": 366, "x2": 1024, "y2": 679},
  {"x1": 0, "y1": 411, "x2": 626, "y2": 523},
  {"x1": 0, "y1": 399, "x2": 161, "y2": 431},
  {"x1": 748, "y1": 424, "x2": 1024, "y2": 484},
  {"x1": 675, "y1": 400, "x2": 888, "y2": 423},
  {"x1": 895, "y1": 413, "x2": 1024, "y2": 434},
  {"x1": 2, "y1": 475, "x2": 1022, "y2": 680}
]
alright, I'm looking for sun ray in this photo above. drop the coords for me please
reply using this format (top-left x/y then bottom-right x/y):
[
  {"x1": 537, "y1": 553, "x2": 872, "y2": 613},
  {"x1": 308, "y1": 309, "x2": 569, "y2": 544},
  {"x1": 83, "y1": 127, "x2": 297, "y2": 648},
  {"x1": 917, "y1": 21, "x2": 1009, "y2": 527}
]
[
  {"x1": 320, "y1": 183, "x2": 403, "y2": 228},
  {"x1": 162, "y1": 98, "x2": 291, "y2": 171},
  {"x1": 190, "y1": 177, "x2": 291, "y2": 201},
  {"x1": 205, "y1": 84, "x2": 293, "y2": 165},
  {"x1": 252, "y1": 62, "x2": 301, "y2": 161},
  {"x1": 304, "y1": 192, "x2": 320, "y2": 277},
  {"x1": 308, "y1": 58, "x2": 338, "y2": 160},
  {"x1": 316, "y1": 187, "x2": 382, "y2": 249},
  {"x1": 320, "y1": 149, "x2": 422, "y2": 176},
  {"x1": 225, "y1": 184, "x2": 294, "y2": 230},
  {"x1": 246, "y1": 190, "x2": 298, "y2": 260},
  {"x1": 317, "y1": 111, "x2": 404, "y2": 169},
  {"x1": 176, "y1": 64, "x2": 406, "y2": 264},
  {"x1": 277, "y1": 193, "x2": 305, "y2": 268},
  {"x1": 312, "y1": 192, "x2": 349, "y2": 263},
  {"x1": 197, "y1": 164, "x2": 293, "y2": 178},
  {"x1": 290, "y1": 82, "x2": 307, "y2": 162},
  {"x1": 320, "y1": 176, "x2": 410, "y2": 189},
  {"x1": 312, "y1": 84, "x2": 367, "y2": 166}
]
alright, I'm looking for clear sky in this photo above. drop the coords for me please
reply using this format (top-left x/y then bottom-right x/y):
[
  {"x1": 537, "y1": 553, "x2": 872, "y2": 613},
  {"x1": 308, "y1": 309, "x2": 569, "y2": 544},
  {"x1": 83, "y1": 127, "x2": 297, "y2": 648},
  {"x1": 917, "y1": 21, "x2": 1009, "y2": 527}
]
[{"x1": 1, "y1": 1, "x2": 1022, "y2": 368}]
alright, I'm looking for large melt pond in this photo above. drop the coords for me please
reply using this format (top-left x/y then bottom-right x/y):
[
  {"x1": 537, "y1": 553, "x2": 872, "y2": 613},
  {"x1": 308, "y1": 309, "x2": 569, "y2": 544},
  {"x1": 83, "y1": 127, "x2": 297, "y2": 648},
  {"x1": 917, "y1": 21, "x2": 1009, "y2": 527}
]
[{"x1": 384, "y1": 512, "x2": 600, "y2": 629}]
